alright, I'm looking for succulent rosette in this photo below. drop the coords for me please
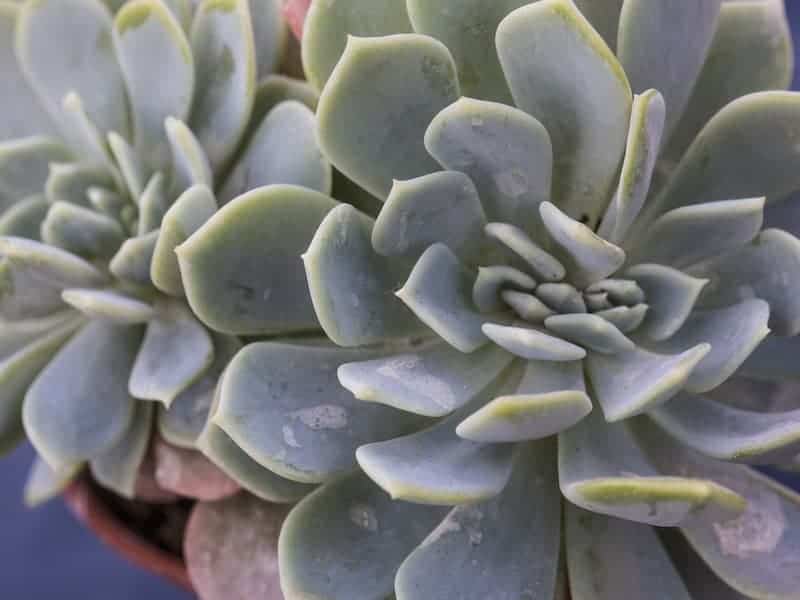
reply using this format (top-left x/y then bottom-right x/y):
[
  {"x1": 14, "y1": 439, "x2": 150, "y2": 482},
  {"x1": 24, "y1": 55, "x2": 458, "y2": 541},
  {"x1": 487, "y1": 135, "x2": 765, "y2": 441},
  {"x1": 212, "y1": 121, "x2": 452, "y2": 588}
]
[
  {"x1": 210, "y1": 0, "x2": 800, "y2": 598},
  {"x1": 0, "y1": 0, "x2": 335, "y2": 507}
]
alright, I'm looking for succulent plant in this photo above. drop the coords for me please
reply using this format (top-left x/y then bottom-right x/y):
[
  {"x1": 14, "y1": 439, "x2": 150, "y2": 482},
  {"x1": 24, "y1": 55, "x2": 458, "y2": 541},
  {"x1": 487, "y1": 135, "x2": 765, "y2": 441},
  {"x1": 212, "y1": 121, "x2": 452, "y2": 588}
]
[
  {"x1": 0, "y1": 0, "x2": 338, "y2": 509},
  {"x1": 202, "y1": 0, "x2": 800, "y2": 598}
]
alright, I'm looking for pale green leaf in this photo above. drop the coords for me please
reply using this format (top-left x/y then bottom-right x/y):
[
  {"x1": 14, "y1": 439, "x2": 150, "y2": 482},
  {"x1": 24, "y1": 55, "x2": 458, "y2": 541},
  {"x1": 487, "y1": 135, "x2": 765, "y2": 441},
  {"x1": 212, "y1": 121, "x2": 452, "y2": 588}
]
[
  {"x1": 179, "y1": 184, "x2": 336, "y2": 334},
  {"x1": 317, "y1": 34, "x2": 459, "y2": 200}
]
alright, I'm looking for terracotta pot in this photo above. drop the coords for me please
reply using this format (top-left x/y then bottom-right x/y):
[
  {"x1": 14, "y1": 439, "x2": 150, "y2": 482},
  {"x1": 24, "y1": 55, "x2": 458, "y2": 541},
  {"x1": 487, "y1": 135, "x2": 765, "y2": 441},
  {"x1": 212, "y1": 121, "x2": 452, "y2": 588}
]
[{"x1": 63, "y1": 477, "x2": 193, "y2": 592}]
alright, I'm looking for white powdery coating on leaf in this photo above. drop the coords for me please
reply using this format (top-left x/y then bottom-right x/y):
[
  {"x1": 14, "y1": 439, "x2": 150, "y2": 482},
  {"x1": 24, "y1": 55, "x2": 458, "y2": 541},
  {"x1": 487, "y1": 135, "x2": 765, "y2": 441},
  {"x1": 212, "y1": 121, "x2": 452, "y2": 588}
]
[
  {"x1": 462, "y1": 506, "x2": 485, "y2": 546},
  {"x1": 282, "y1": 424, "x2": 302, "y2": 449},
  {"x1": 494, "y1": 169, "x2": 529, "y2": 199},
  {"x1": 423, "y1": 506, "x2": 485, "y2": 547},
  {"x1": 375, "y1": 355, "x2": 459, "y2": 411},
  {"x1": 348, "y1": 503, "x2": 379, "y2": 532},
  {"x1": 289, "y1": 405, "x2": 349, "y2": 430},
  {"x1": 713, "y1": 490, "x2": 787, "y2": 559},
  {"x1": 185, "y1": 495, "x2": 289, "y2": 600}
]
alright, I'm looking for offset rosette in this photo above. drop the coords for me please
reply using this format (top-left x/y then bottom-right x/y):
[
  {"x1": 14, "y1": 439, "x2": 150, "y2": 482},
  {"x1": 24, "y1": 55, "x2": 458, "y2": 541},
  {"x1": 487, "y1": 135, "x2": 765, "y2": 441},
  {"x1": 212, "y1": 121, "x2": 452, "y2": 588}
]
[
  {"x1": 0, "y1": 0, "x2": 334, "y2": 507},
  {"x1": 212, "y1": 1, "x2": 800, "y2": 598}
]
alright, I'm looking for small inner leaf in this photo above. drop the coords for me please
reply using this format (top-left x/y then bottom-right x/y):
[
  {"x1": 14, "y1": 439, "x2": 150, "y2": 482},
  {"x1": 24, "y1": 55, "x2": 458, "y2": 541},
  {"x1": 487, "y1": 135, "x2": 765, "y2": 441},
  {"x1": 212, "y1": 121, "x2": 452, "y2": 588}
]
[{"x1": 129, "y1": 300, "x2": 214, "y2": 406}]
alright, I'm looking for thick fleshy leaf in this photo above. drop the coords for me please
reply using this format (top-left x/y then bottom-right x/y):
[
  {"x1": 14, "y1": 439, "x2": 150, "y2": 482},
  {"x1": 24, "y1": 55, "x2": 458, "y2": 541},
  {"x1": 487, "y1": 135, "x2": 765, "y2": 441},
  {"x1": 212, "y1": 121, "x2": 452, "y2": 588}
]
[
  {"x1": 595, "y1": 304, "x2": 649, "y2": 333},
  {"x1": 90, "y1": 400, "x2": 152, "y2": 499},
  {"x1": 45, "y1": 163, "x2": 115, "y2": 208},
  {"x1": 660, "y1": 529, "x2": 751, "y2": 600},
  {"x1": 0, "y1": 311, "x2": 77, "y2": 361},
  {"x1": 41, "y1": 202, "x2": 125, "y2": 258},
  {"x1": 158, "y1": 332, "x2": 239, "y2": 449},
  {"x1": 373, "y1": 171, "x2": 486, "y2": 263},
  {"x1": 0, "y1": 137, "x2": 71, "y2": 209},
  {"x1": 179, "y1": 184, "x2": 336, "y2": 334},
  {"x1": 0, "y1": 264, "x2": 61, "y2": 320},
  {"x1": 692, "y1": 228, "x2": 800, "y2": 336},
  {"x1": 16, "y1": 0, "x2": 129, "y2": 141},
  {"x1": 544, "y1": 313, "x2": 634, "y2": 355},
  {"x1": 216, "y1": 341, "x2": 424, "y2": 484},
  {"x1": 0, "y1": 236, "x2": 107, "y2": 319},
  {"x1": 483, "y1": 322, "x2": 586, "y2": 361},
  {"x1": 23, "y1": 321, "x2": 141, "y2": 470},
  {"x1": 152, "y1": 436, "x2": 239, "y2": 501},
  {"x1": 151, "y1": 184, "x2": 215, "y2": 296},
  {"x1": 559, "y1": 411, "x2": 745, "y2": 526},
  {"x1": 496, "y1": 0, "x2": 631, "y2": 227},
  {"x1": 0, "y1": 195, "x2": 48, "y2": 241},
  {"x1": 407, "y1": 0, "x2": 530, "y2": 102},
  {"x1": 457, "y1": 359, "x2": 590, "y2": 443},
  {"x1": 645, "y1": 300, "x2": 771, "y2": 394},
  {"x1": 250, "y1": 74, "x2": 318, "y2": 128},
  {"x1": 23, "y1": 456, "x2": 82, "y2": 508},
  {"x1": 184, "y1": 494, "x2": 287, "y2": 600},
  {"x1": 189, "y1": 0, "x2": 256, "y2": 173},
  {"x1": 0, "y1": 317, "x2": 82, "y2": 455},
  {"x1": 338, "y1": 341, "x2": 514, "y2": 418},
  {"x1": 165, "y1": 117, "x2": 213, "y2": 195},
  {"x1": 279, "y1": 471, "x2": 447, "y2": 600},
  {"x1": 539, "y1": 202, "x2": 626, "y2": 287},
  {"x1": 136, "y1": 172, "x2": 168, "y2": 235},
  {"x1": 598, "y1": 90, "x2": 666, "y2": 244},
  {"x1": 218, "y1": 100, "x2": 331, "y2": 204},
  {"x1": 425, "y1": 98, "x2": 553, "y2": 231},
  {"x1": 667, "y1": 0, "x2": 794, "y2": 159},
  {"x1": 588, "y1": 281, "x2": 641, "y2": 307},
  {"x1": 650, "y1": 391, "x2": 800, "y2": 465},
  {"x1": 706, "y1": 377, "x2": 800, "y2": 414},
  {"x1": 484, "y1": 222, "x2": 565, "y2": 282},
  {"x1": 586, "y1": 344, "x2": 709, "y2": 421},
  {"x1": 566, "y1": 505, "x2": 692, "y2": 600},
  {"x1": 108, "y1": 132, "x2": 145, "y2": 201},
  {"x1": 60, "y1": 92, "x2": 122, "y2": 183},
  {"x1": 0, "y1": 3, "x2": 56, "y2": 141},
  {"x1": 499, "y1": 289, "x2": 554, "y2": 323},
  {"x1": 617, "y1": 0, "x2": 721, "y2": 136},
  {"x1": 317, "y1": 34, "x2": 459, "y2": 200},
  {"x1": 113, "y1": 0, "x2": 194, "y2": 174},
  {"x1": 632, "y1": 198, "x2": 765, "y2": 269},
  {"x1": 643, "y1": 92, "x2": 800, "y2": 224},
  {"x1": 626, "y1": 264, "x2": 708, "y2": 342},
  {"x1": 397, "y1": 244, "x2": 487, "y2": 353},
  {"x1": 356, "y1": 372, "x2": 517, "y2": 505},
  {"x1": 88, "y1": 187, "x2": 128, "y2": 222},
  {"x1": 132, "y1": 447, "x2": 179, "y2": 503},
  {"x1": 536, "y1": 282, "x2": 587, "y2": 314},
  {"x1": 109, "y1": 231, "x2": 159, "y2": 286},
  {"x1": 300, "y1": 0, "x2": 412, "y2": 91},
  {"x1": 396, "y1": 440, "x2": 561, "y2": 600},
  {"x1": 248, "y1": 0, "x2": 285, "y2": 78},
  {"x1": 634, "y1": 418, "x2": 800, "y2": 599},
  {"x1": 62, "y1": 288, "x2": 155, "y2": 324},
  {"x1": 129, "y1": 301, "x2": 213, "y2": 406},
  {"x1": 198, "y1": 418, "x2": 315, "y2": 504},
  {"x1": 305, "y1": 204, "x2": 423, "y2": 346},
  {"x1": 740, "y1": 334, "x2": 800, "y2": 381}
]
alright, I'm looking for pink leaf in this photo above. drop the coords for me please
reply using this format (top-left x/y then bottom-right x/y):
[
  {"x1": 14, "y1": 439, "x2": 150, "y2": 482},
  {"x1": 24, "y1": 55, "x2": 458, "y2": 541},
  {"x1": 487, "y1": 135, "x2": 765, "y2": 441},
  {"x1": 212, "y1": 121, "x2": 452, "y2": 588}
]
[
  {"x1": 185, "y1": 494, "x2": 289, "y2": 600},
  {"x1": 153, "y1": 437, "x2": 240, "y2": 501}
]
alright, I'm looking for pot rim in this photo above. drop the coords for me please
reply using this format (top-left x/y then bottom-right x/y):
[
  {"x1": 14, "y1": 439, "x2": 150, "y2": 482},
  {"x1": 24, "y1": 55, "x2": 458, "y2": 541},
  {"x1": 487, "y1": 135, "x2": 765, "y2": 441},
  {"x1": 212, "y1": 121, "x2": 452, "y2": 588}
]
[{"x1": 62, "y1": 476, "x2": 193, "y2": 592}]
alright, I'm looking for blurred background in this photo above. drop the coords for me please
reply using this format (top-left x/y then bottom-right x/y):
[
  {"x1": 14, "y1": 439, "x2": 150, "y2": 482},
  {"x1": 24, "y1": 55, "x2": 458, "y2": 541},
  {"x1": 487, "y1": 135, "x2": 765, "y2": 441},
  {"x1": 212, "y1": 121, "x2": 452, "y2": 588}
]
[{"x1": 3, "y1": 3, "x2": 800, "y2": 598}]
